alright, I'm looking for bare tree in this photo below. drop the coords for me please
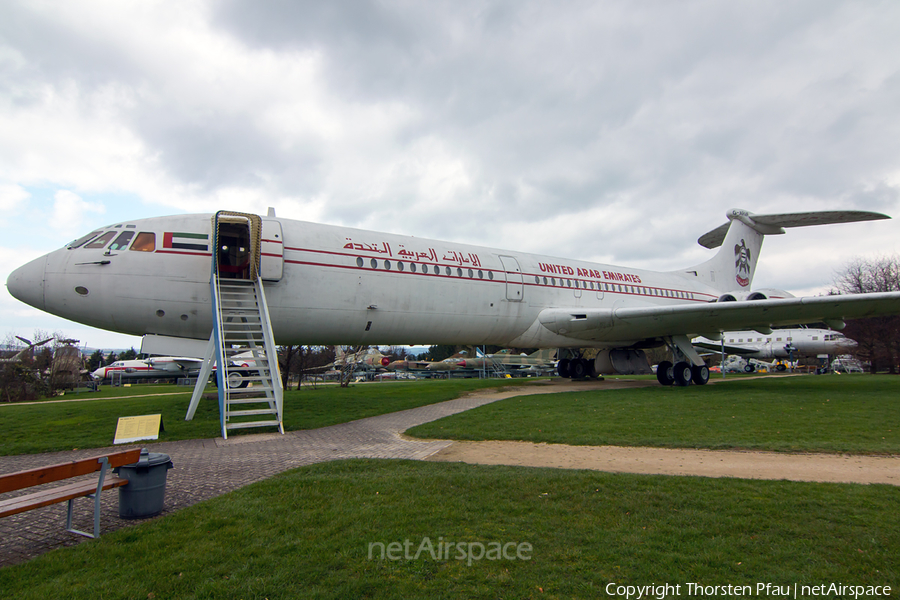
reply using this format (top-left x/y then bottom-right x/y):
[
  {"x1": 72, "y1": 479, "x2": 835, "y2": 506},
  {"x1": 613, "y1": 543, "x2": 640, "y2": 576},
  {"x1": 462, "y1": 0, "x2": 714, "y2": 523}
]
[
  {"x1": 832, "y1": 255, "x2": 900, "y2": 373},
  {"x1": 278, "y1": 345, "x2": 298, "y2": 390},
  {"x1": 338, "y1": 345, "x2": 360, "y2": 387}
]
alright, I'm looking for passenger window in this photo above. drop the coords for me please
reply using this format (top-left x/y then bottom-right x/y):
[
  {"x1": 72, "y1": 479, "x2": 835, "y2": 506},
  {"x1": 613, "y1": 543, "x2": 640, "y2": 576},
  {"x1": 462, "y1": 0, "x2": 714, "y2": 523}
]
[
  {"x1": 130, "y1": 232, "x2": 156, "y2": 252},
  {"x1": 85, "y1": 231, "x2": 117, "y2": 249},
  {"x1": 108, "y1": 231, "x2": 135, "y2": 251}
]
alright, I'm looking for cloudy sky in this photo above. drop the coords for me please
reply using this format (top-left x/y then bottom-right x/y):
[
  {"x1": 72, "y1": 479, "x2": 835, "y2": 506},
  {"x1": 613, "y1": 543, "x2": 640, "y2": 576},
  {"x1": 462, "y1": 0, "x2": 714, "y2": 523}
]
[{"x1": 2, "y1": 0, "x2": 899, "y2": 350}]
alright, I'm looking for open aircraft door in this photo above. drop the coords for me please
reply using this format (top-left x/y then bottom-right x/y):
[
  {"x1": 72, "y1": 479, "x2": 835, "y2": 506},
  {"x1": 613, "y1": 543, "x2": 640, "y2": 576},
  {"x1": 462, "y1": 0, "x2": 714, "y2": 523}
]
[
  {"x1": 260, "y1": 219, "x2": 284, "y2": 281},
  {"x1": 499, "y1": 255, "x2": 524, "y2": 302}
]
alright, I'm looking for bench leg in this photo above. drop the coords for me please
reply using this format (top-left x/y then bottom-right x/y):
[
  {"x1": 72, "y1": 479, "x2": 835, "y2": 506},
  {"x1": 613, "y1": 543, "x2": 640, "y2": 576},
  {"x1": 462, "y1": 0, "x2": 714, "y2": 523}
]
[
  {"x1": 65, "y1": 494, "x2": 101, "y2": 539},
  {"x1": 65, "y1": 458, "x2": 109, "y2": 539}
]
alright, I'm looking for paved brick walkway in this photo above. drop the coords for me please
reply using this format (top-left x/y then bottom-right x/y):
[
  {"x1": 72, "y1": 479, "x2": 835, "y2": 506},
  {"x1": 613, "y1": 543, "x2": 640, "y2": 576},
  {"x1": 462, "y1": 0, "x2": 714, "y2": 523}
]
[{"x1": 1, "y1": 382, "x2": 595, "y2": 567}]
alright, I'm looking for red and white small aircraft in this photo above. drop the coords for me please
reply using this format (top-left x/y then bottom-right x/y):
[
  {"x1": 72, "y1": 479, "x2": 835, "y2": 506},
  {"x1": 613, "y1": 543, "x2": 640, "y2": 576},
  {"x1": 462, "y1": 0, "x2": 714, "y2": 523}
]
[
  {"x1": 7, "y1": 208, "x2": 900, "y2": 386},
  {"x1": 91, "y1": 356, "x2": 202, "y2": 381}
]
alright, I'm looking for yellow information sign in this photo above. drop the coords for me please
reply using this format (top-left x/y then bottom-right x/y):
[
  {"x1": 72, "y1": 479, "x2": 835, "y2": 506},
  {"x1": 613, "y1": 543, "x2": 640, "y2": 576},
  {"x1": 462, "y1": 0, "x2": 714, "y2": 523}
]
[{"x1": 114, "y1": 414, "x2": 164, "y2": 445}]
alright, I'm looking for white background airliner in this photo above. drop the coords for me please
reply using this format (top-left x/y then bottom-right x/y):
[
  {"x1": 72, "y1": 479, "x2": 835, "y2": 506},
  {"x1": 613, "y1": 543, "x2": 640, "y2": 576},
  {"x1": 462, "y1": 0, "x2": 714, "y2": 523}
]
[
  {"x1": 692, "y1": 328, "x2": 857, "y2": 361},
  {"x1": 7, "y1": 208, "x2": 900, "y2": 386}
]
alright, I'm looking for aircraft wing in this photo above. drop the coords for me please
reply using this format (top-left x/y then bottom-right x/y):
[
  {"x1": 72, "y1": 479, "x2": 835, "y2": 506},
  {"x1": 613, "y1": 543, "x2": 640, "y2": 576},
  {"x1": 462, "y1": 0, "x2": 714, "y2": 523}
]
[
  {"x1": 147, "y1": 356, "x2": 205, "y2": 371},
  {"x1": 538, "y1": 292, "x2": 900, "y2": 343}
]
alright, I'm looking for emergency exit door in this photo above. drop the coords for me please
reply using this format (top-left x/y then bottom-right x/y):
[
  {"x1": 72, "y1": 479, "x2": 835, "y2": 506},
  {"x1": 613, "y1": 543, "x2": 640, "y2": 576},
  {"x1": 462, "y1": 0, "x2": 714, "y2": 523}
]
[{"x1": 499, "y1": 255, "x2": 524, "y2": 302}]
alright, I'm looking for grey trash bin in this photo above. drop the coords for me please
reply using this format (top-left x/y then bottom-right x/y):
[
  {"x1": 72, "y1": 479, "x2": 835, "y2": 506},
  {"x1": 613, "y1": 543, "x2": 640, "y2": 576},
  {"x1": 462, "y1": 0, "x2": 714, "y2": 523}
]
[{"x1": 114, "y1": 448, "x2": 174, "y2": 519}]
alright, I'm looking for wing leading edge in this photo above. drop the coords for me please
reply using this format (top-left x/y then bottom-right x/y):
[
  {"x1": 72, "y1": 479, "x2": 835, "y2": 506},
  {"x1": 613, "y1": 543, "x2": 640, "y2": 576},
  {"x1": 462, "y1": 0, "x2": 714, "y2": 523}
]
[{"x1": 536, "y1": 292, "x2": 900, "y2": 344}]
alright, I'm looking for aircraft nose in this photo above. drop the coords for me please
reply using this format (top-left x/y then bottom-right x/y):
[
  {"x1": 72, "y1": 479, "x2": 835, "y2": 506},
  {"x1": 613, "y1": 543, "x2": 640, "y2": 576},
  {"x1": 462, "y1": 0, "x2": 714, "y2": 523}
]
[{"x1": 6, "y1": 255, "x2": 47, "y2": 311}]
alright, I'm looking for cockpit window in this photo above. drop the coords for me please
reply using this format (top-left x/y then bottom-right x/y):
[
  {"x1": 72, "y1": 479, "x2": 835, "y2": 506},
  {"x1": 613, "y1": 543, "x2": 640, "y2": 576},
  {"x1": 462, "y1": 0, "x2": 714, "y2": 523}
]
[
  {"x1": 108, "y1": 231, "x2": 135, "y2": 251},
  {"x1": 130, "y1": 232, "x2": 156, "y2": 252},
  {"x1": 84, "y1": 231, "x2": 117, "y2": 249},
  {"x1": 68, "y1": 230, "x2": 104, "y2": 249}
]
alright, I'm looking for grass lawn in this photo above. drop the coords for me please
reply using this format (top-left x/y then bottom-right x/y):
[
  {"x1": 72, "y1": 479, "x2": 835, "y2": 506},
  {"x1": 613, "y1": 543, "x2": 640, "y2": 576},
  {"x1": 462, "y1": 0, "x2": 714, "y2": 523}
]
[
  {"x1": 407, "y1": 375, "x2": 900, "y2": 454},
  {"x1": 0, "y1": 459, "x2": 896, "y2": 599},
  {"x1": 0, "y1": 378, "x2": 529, "y2": 456}
]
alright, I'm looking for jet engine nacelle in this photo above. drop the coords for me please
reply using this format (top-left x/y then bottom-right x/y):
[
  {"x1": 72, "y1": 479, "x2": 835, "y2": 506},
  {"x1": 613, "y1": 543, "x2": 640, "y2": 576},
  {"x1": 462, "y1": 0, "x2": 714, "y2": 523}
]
[{"x1": 715, "y1": 288, "x2": 795, "y2": 302}]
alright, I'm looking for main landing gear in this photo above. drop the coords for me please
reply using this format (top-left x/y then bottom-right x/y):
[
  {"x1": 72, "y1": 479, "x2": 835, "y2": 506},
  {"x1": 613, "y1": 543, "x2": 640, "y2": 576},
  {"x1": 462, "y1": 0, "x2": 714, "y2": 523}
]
[
  {"x1": 656, "y1": 335, "x2": 710, "y2": 387},
  {"x1": 656, "y1": 360, "x2": 709, "y2": 386},
  {"x1": 557, "y1": 357, "x2": 596, "y2": 379}
]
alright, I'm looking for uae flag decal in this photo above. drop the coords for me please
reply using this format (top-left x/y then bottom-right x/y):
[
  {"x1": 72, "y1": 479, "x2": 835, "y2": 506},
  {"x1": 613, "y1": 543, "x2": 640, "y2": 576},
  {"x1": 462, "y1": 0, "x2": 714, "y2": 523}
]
[{"x1": 163, "y1": 232, "x2": 209, "y2": 252}]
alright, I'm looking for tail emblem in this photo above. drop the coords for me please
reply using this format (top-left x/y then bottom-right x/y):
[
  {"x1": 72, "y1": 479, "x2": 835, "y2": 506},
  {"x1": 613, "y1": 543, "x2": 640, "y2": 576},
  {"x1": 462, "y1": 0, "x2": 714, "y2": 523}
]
[{"x1": 734, "y1": 239, "x2": 751, "y2": 287}]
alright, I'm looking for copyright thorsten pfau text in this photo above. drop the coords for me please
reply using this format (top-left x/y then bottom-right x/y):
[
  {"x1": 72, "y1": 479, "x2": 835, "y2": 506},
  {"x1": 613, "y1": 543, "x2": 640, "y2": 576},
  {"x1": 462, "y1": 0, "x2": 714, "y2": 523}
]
[{"x1": 605, "y1": 583, "x2": 891, "y2": 599}]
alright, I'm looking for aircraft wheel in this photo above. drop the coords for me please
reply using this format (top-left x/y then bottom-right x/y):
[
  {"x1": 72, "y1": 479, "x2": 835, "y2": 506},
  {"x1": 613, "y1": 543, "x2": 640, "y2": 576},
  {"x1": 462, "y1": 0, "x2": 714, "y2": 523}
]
[
  {"x1": 743, "y1": 364, "x2": 754, "y2": 373},
  {"x1": 691, "y1": 364, "x2": 710, "y2": 385},
  {"x1": 571, "y1": 358, "x2": 589, "y2": 379},
  {"x1": 776, "y1": 364, "x2": 787, "y2": 372},
  {"x1": 656, "y1": 360, "x2": 675, "y2": 386},
  {"x1": 673, "y1": 361, "x2": 693, "y2": 386},
  {"x1": 557, "y1": 359, "x2": 571, "y2": 378}
]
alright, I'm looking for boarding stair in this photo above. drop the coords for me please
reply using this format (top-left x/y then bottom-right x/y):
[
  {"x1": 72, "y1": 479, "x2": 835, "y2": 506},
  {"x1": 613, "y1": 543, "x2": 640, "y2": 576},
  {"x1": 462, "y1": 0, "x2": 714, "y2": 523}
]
[
  {"x1": 487, "y1": 355, "x2": 508, "y2": 378},
  {"x1": 213, "y1": 277, "x2": 283, "y2": 437},
  {"x1": 185, "y1": 211, "x2": 284, "y2": 439}
]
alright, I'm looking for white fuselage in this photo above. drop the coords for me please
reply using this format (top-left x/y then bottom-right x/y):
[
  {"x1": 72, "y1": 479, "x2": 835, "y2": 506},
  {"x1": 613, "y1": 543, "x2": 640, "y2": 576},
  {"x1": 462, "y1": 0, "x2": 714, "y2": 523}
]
[
  {"x1": 8, "y1": 214, "x2": 719, "y2": 349},
  {"x1": 92, "y1": 358, "x2": 189, "y2": 381},
  {"x1": 695, "y1": 329, "x2": 857, "y2": 360}
]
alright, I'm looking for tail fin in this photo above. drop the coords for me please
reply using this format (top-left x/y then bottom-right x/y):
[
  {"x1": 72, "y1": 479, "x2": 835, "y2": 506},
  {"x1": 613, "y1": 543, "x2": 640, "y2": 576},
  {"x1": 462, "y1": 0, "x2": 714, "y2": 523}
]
[
  {"x1": 334, "y1": 346, "x2": 344, "y2": 360},
  {"x1": 681, "y1": 208, "x2": 889, "y2": 294}
]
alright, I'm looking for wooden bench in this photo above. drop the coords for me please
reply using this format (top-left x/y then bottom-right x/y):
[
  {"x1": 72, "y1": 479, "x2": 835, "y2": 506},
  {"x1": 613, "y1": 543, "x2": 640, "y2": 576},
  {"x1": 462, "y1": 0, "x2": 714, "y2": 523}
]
[{"x1": 0, "y1": 448, "x2": 142, "y2": 539}]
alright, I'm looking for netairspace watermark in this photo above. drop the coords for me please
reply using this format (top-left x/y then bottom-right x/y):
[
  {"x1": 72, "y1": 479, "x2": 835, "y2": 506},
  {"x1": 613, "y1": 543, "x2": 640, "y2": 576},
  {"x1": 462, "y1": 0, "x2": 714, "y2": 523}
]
[
  {"x1": 604, "y1": 582, "x2": 892, "y2": 599},
  {"x1": 368, "y1": 537, "x2": 532, "y2": 567}
]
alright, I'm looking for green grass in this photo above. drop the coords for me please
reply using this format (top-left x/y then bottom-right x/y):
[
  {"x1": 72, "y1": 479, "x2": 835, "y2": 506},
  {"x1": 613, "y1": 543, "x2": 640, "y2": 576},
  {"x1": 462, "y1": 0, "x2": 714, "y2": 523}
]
[
  {"x1": 0, "y1": 379, "x2": 529, "y2": 456},
  {"x1": 408, "y1": 375, "x2": 900, "y2": 454},
  {"x1": 1, "y1": 460, "x2": 897, "y2": 599}
]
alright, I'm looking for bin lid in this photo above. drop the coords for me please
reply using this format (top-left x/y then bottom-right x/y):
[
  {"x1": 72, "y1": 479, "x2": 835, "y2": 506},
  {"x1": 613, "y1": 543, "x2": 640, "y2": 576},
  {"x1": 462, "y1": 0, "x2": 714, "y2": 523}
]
[{"x1": 129, "y1": 447, "x2": 173, "y2": 468}]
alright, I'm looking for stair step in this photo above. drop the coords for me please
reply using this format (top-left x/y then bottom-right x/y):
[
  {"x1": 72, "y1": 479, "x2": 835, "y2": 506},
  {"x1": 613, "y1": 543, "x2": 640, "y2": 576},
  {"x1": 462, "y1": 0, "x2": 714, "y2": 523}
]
[
  {"x1": 227, "y1": 398, "x2": 276, "y2": 405},
  {"x1": 228, "y1": 386, "x2": 275, "y2": 395},
  {"x1": 225, "y1": 420, "x2": 281, "y2": 430},
  {"x1": 226, "y1": 408, "x2": 278, "y2": 417}
]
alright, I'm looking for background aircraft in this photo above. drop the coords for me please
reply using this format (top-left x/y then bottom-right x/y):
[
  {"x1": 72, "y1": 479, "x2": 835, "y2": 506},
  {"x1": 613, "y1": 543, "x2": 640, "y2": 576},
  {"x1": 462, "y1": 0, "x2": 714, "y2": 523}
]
[
  {"x1": 331, "y1": 346, "x2": 391, "y2": 369},
  {"x1": 7, "y1": 208, "x2": 900, "y2": 387},
  {"x1": 92, "y1": 356, "x2": 203, "y2": 381},
  {"x1": 92, "y1": 352, "x2": 258, "y2": 385},
  {"x1": 0, "y1": 336, "x2": 52, "y2": 364},
  {"x1": 692, "y1": 328, "x2": 856, "y2": 360}
]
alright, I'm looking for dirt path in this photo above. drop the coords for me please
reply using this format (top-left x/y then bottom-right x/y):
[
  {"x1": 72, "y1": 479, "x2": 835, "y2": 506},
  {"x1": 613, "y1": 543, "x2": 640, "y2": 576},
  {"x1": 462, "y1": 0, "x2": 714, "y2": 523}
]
[
  {"x1": 426, "y1": 377, "x2": 900, "y2": 486},
  {"x1": 427, "y1": 440, "x2": 900, "y2": 485}
]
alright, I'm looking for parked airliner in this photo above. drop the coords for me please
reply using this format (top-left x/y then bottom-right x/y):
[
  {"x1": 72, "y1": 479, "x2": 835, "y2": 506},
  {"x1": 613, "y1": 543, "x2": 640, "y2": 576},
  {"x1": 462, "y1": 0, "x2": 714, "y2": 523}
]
[
  {"x1": 692, "y1": 328, "x2": 857, "y2": 360},
  {"x1": 7, "y1": 208, "x2": 900, "y2": 386},
  {"x1": 91, "y1": 356, "x2": 202, "y2": 381}
]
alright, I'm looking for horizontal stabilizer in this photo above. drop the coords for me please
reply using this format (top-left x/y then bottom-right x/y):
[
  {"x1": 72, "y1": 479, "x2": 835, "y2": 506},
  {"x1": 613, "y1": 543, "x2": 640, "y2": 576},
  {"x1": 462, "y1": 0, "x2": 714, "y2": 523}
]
[{"x1": 698, "y1": 209, "x2": 890, "y2": 249}]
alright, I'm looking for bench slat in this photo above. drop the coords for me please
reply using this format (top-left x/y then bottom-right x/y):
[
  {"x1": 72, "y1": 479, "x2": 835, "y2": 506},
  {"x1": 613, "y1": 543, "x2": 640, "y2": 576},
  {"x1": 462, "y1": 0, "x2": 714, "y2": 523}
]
[
  {"x1": 0, "y1": 476, "x2": 130, "y2": 518},
  {"x1": 0, "y1": 449, "x2": 141, "y2": 493}
]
